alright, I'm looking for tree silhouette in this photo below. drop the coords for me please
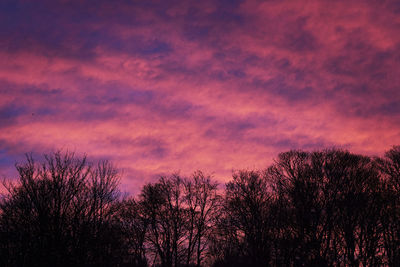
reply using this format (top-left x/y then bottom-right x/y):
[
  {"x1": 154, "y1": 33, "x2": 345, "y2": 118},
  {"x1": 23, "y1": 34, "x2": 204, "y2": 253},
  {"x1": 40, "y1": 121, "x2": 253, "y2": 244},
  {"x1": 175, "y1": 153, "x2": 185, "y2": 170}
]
[
  {"x1": 115, "y1": 198, "x2": 149, "y2": 267},
  {"x1": 377, "y1": 146, "x2": 400, "y2": 266},
  {"x1": 2, "y1": 148, "x2": 400, "y2": 266},
  {"x1": 184, "y1": 171, "x2": 221, "y2": 267},
  {"x1": 139, "y1": 174, "x2": 187, "y2": 267},
  {"x1": 0, "y1": 151, "x2": 123, "y2": 267},
  {"x1": 212, "y1": 170, "x2": 273, "y2": 267},
  {"x1": 138, "y1": 172, "x2": 220, "y2": 267},
  {"x1": 267, "y1": 149, "x2": 384, "y2": 266}
]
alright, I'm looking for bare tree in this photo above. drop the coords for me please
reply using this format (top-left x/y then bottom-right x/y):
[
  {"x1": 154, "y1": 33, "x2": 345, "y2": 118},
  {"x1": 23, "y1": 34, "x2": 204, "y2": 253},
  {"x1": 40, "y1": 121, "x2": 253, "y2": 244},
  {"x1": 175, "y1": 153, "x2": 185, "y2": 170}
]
[
  {"x1": 139, "y1": 174, "x2": 187, "y2": 267},
  {"x1": 268, "y1": 149, "x2": 384, "y2": 266},
  {"x1": 115, "y1": 198, "x2": 148, "y2": 267},
  {"x1": 0, "y1": 151, "x2": 124, "y2": 267},
  {"x1": 184, "y1": 171, "x2": 221, "y2": 267},
  {"x1": 377, "y1": 146, "x2": 400, "y2": 266},
  {"x1": 2, "y1": 148, "x2": 399, "y2": 266},
  {"x1": 212, "y1": 170, "x2": 273, "y2": 267}
]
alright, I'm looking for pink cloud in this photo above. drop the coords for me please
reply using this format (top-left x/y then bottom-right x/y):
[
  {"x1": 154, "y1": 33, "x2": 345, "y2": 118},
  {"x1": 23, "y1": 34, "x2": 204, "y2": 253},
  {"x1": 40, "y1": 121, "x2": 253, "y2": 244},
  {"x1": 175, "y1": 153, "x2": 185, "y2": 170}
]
[{"x1": 1, "y1": 0, "x2": 399, "y2": 192}]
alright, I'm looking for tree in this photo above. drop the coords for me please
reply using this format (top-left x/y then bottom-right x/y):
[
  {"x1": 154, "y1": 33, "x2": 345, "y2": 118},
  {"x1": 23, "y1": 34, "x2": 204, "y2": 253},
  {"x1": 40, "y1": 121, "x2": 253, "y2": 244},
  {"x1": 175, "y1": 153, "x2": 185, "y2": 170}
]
[
  {"x1": 138, "y1": 172, "x2": 221, "y2": 267},
  {"x1": 267, "y1": 149, "x2": 384, "y2": 266},
  {"x1": 377, "y1": 146, "x2": 400, "y2": 266},
  {"x1": 115, "y1": 198, "x2": 149, "y2": 267},
  {"x1": 212, "y1": 170, "x2": 273, "y2": 267},
  {"x1": 184, "y1": 171, "x2": 221, "y2": 267},
  {"x1": 0, "y1": 151, "x2": 124, "y2": 267},
  {"x1": 139, "y1": 174, "x2": 187, "y2": 267},
  {"x1": 2, "y1": 147, "x2": 399, "y2": 266}
]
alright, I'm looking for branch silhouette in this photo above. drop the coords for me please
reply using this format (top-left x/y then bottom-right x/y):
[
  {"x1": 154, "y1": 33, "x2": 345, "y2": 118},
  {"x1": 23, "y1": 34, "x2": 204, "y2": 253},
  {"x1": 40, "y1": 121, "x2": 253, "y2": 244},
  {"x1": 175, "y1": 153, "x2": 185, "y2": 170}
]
[{"x1": 1, "y1": 148, "x2": 400, "y2": 266}]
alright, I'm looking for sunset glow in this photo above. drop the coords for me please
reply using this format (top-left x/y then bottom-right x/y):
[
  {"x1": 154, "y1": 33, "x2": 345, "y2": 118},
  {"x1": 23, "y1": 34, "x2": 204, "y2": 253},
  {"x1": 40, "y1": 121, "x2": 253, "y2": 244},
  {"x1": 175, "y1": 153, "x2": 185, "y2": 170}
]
[{"x1": 1, "y1": 0, "x2": 400, "y2": 193}]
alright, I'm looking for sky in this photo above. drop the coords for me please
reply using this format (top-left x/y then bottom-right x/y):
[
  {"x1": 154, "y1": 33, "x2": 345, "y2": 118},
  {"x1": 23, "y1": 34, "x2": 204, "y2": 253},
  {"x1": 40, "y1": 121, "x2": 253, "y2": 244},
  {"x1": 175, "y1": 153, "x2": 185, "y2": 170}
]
[{"x1": 0, "y1": 0, "x2": 400, "y2": 193}]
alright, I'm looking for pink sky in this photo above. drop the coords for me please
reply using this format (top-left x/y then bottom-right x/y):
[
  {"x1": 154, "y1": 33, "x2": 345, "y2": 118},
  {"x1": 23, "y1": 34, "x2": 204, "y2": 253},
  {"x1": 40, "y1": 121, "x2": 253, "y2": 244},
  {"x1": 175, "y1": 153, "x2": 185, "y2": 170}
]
[{"x1": 1, "y1": 0, "x2": 400, "y2": 193}]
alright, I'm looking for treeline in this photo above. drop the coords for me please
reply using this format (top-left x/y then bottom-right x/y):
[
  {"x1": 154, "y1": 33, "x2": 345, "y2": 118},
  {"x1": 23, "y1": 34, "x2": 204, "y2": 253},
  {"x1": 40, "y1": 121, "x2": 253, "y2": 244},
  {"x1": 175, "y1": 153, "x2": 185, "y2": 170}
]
[{"x1": 1, "y1": 148, "x2": 400, "y2": 266}]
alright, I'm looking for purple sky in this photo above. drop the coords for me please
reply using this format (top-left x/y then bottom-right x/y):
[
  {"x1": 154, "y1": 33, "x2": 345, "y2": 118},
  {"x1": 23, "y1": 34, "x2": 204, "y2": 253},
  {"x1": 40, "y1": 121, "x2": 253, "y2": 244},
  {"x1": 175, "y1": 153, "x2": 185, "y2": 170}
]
[{"x1": 1, "y1": 0, "x2": 400, "y2": 193}]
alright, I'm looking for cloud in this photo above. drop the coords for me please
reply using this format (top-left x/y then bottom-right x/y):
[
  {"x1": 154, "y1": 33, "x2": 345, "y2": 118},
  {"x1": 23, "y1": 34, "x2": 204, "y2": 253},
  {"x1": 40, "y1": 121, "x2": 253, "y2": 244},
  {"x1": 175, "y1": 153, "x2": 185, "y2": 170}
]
[{"x1": 0, "y1": 0, "x2": 400, "y2": 192}]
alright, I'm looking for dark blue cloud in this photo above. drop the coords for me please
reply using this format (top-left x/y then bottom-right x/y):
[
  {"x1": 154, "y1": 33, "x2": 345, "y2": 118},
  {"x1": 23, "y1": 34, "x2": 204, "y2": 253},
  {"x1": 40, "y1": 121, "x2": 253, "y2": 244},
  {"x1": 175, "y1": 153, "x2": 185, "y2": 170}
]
[
  {"x1": 251, "y1": 75, "x2": 314, "y2": 102},
  {"x1": 0, "y1": 104, "x2": 27, "y2": 126},
  {"x1": 83, "y1": 82, "x2": 155, "y2": 106},
  {"x1": 202, "y1": 115, "x2": 274, "y2": 142},
  {"x1": 0, "y1": 0, "x2": 246, "y2": 61},
  {"x1": 0, "y1": 0, "x2": 174, "y2": 58},
  {"x1": 63, "y1": 77, "x2": 199, "y2": 121},
  {"x1": 106, "y1": 136, "x2": 170, "y2": 160},
  {"x1": 0, "y1": 79, "x2": 61, "y2": 96},
  {"x1": 376, "y1": 101, "x2": 400, "y2": 116},
  {"x1": 249, "y1": 135, "x2": 335, "y2": 151},
  {"x1": 204, "y1": 120, "x2": 254, "y2": 140},
  {"x1": 280, "y1": 17, "x2": 319, "y2": 52},
  {"x1": 0, "y1": 80, "x2": 71, "y2": 123},
  {"x1": 0, "y1": 149, "x2": 15, "y2": 168}
]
